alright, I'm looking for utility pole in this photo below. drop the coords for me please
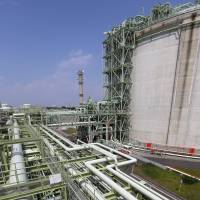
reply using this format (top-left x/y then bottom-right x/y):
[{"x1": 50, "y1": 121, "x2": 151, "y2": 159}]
[{"x1": 78, "y1": 70, "x2": 84, "y2": 105}]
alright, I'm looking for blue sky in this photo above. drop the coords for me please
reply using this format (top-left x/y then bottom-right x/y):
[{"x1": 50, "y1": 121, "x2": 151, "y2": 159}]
[{"x1": 0, "y1": 0, "x2": 190, "y2": 106}]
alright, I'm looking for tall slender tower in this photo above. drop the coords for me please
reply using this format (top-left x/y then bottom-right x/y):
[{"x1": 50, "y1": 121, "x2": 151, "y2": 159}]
[{"x1": 78, "y1": 70, "x2": 84, "y2": 105}]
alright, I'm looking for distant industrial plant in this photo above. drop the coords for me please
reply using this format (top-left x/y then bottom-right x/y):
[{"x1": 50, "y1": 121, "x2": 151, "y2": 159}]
[{"x1": 0, "y1": 1, "x2": 200, "y2": 200}]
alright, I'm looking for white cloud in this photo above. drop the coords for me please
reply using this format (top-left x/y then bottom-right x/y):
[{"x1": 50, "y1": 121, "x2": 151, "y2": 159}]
[
  {"x1": 58, "y1": 50, "x2": 92, "y2": 70},
  {"x1": 0, "y1": 50, "x2": 94, "y2": 106}
]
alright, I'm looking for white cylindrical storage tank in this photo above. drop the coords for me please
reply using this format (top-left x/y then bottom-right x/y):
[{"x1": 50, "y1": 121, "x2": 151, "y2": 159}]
[{"x1": 130, "y1": 9, "x2": 200, "y2": 148}]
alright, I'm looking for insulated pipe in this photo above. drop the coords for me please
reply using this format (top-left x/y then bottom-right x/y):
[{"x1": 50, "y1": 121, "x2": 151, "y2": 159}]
[
  {"x1": 67, "y1": 167, "x2": 105, "y2": 200},
  {"x1": 47, "y1": 121, "x2": 97, "y2": 127},
  {"x1": 107, "y1": 164, "x2": 168, "y2": 200},
  {"x1": 41, "y1": 125, "x2": 77, "y2": 147},
  {"x1": 117, "y1": 169, "x2": 170, "y2": 200},
  {"x1": 43, "y1": 138, "x2": 56, "y2": 157},
  {"x1": 42, "y1": 136, "x2": 105, "y2": 200},
  {"x1": 89, "y1": 144, "x2": 117, "y2": 161},
  {"x1": 40, "y1": 127, "x2": 117, "y2": 160},
  {"x1": 27, "y1": 115, "x2": 31, "y2": 125},
  {"x1": 85, "y1": 158, "x2": 137, "y2": 200},
  {"x1": 9, "y1": 120, "x2": 27, "y2": 184},
  {"x1": 97, "y1": 143, "x2": 170, "y2": 199},
  {"x1": 40, "y1": 127, "x2": 88, "y2": 152},
  {"x1": 42, "y1": 126, "x2": 169, "y2": 199},
  {"x1": 42, "y1": 126, "x2": 118, "y2": 160},
  {"x1": 77, "y1": 139, "x2": 86, "y2": 145},
  {"x1": 86, "y1": 155, "x2": 169, "y2": 200},
  {"x1": 95, "y1": 143, "x2": 135, "y2": 160}
]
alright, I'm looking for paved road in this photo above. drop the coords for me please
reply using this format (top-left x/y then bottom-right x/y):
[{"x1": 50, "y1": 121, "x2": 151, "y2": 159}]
[{"x1": 146, "y1": 157, "x2": 200, "y2": 169}]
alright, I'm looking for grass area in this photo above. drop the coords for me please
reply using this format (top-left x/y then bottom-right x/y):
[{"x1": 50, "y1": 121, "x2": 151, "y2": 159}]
[
  {"x1": 176, "y1": 168, "x2": 200, "y2": 178},
  {"x1": 133, "y1": 163, "x2": 200, "y2": 200}
]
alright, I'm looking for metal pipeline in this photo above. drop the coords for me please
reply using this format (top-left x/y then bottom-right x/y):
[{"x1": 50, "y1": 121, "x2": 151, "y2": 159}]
[
  {"x1": 67, "y1": 166, "x2": 105, "y2": 200},
  {"x1": 40, "y1": 126, "x2": 117, "y2": 160},
  {"x1": 41, "y1": 126, "x2": 136, "y2": 199},
  {"x1": 95, "y1": 143, "x2": 172, "y2": 199},
  {"x1": 41, "y1": 126, "x2": 137, "y2": 199},
  {"x1": 47, "y1": 121, "x2": 97, "y2": 127},
  {"x1": 42, "y1": 135, "x2": 105, "y2": 200},
  {"x1": 107, "y1": 164, "x2": 169, "y2": 200},
  {"x1": 94, "y1": 143, "x2": 171, "y2": 199},
  {"x1": 41, "y1": 125, "x2": 77, "y2": 147},
  {"x1": 40, "y1": 127, "x2": 88, "y2": 152},
  {"x1": 85, "y1": 158, "x2": 138, "y2": 200},
  {"x1": 9, "y1": 120, "x2": 27, "y2": 184},
  {"x1": 41, "y1": 126, "x2": 171, "y2": 200}
]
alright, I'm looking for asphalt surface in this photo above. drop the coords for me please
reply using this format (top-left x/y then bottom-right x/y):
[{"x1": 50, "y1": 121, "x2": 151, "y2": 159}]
[{"x1": 146, "y1": 157, "x2": 200, "y2": 169}]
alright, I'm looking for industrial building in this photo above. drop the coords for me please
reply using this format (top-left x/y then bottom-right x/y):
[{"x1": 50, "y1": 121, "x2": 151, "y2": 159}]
[
  {"x1": 131, "y1": 2, "x2": 200, "y2": 148},
  {"x1": 1, "y1": 114, "x2": 183, "y2": 200},
  {"x1": 0, "y1": 1, "x2": 200, "y2": 200},
  {"x1": 103, "y1": 0, "x2": 200, "y2": 148}
]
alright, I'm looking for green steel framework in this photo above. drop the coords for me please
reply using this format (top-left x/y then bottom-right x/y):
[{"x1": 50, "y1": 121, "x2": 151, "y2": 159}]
[
  {"x1": 103, "y1": 1, "x2": 200, "y2": 142},
  {"x1": 103, "y1": 24, "x2": 135, "y2": 142},
  {"x1": 0, "y1": 120, "x2": 141, "y2": 200},
  {"x1": 0, "y1": 121, "x2": 69, "y2": 200},
  {"x1": 1, "y1": 2, "x2": 200, "y2": 200}
]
